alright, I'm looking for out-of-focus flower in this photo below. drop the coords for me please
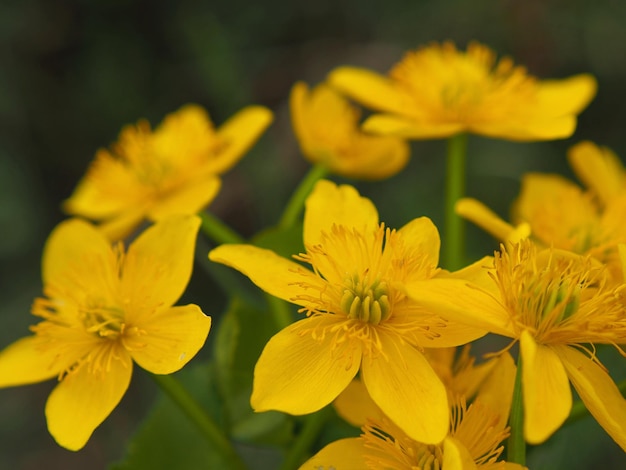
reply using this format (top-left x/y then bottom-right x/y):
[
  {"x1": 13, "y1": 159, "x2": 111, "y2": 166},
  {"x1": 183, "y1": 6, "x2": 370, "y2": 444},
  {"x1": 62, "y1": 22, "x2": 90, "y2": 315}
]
[
  {"x1": 65, "y1": 104, "x2": 272, "y2": 240},
  {"x1": 457, "y1": 141, "x2": 626, "y2": 280},
  {"x1": 329, "y1": 41, "x2": 596, "y2": 141},
  {"x1": 408, "y1": 240, "x2": 626, "y2": 449},
  {"x1": 209, "y1": 180, "x2": 486, "y2": 444},
  {"x1": 0, "y1": 215, "x2": 211, "y2": 450},
  {"x1": 290, "y1": 81, "x2": 409, "y2": 179}
]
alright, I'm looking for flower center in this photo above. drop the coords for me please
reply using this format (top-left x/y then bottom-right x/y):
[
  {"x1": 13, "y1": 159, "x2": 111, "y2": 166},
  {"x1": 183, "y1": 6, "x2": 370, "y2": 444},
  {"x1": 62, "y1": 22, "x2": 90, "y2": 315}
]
[
  {"x1": 81, "y1": 298, "x2": 126, "y2": 340},
  {"x1": 340, "y1": 273, "x2": 390, "y2": 325}
]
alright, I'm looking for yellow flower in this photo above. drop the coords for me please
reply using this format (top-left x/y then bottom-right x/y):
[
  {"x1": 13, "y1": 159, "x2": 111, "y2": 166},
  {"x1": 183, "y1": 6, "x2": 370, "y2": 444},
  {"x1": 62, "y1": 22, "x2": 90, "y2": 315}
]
[
  {"x1": 65, "y1": 104, "x2": 272, "y2": 240},
  {"x1": 302, "y1": 353, "x2": 521, "y2": 470},
  {"x1": 408, "y1": 240, "x2": 626, "y2": 448},
  {"x1": 209, "y1": 179, "x2": 485, "y2": 444},
  {"x1": 457, "y1": 141, "x2": 626, "y2": 280},
  {"x1": 290, "y1": 81, "x2": 409, "y2": 179},
  {"x1": 328, "y1": 41, "x2": 596, "y2": 141},
  {"x1": 0, "y1": 215, "x2": 211, "y2": 450},
  {"x1": 334, "y1": 350, "x2": 516, "y2": 432}
]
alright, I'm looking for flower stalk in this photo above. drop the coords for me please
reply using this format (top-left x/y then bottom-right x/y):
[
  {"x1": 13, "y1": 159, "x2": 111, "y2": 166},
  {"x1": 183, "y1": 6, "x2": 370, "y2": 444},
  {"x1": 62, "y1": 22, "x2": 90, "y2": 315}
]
[
  {"x1": 507, "y1": 354, "x2": 526, "y2": 465},
  {"x1": 279, "y1": 164, "x2": 328, "y2": 229},
  {"x1": 443, "y1": 132, "x2": 467, "y2": 271}
]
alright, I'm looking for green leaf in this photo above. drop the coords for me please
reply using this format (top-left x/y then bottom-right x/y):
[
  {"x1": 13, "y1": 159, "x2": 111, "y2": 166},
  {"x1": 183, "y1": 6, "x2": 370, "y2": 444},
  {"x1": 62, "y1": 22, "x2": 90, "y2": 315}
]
[
  {"x1": 252, "y1": 222, "x2": 304, "y2": 259},
  {"x1": 110, "y1": 364, "x2": 227, "y2": 470},
  {"x1": 213, "y1": 298, "x2": 295, "y2": 447}
]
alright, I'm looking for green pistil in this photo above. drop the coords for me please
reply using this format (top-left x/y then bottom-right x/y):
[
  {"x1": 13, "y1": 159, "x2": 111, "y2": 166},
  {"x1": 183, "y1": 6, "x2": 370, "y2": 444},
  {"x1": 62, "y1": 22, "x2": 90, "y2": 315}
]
[{"x1": 340, "y1": 275, "x2": 390, "y2": 324}]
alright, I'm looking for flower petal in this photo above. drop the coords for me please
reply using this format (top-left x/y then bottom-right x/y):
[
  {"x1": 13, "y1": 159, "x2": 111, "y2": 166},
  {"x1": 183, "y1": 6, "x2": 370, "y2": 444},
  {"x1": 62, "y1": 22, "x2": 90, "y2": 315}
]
[
  {"x1": 251, "y1": 316, "x2": 361, "y2": 414},
  {"x1": 556, "y1": 345, "x2": 626, "y2": 452},
  {"x1": 363, "y1": 113, "x2": 464, "y2": 139},
  {"x1": 442, "y1": 436, "x2": 477, "y2": 470},
  {"x1": 99, "y1": 206, "x2": 149, "y2": 241},
  {"x1": 470, "y1": 115, "x2": 576, "y2": 141},
  {"x1": 568, "y1": 140, "x2": 625, "y2": 206},
  {"x1": 535, "y1": 74, "x2": 597, "y2": 116},
  {"x1": 0, "y1": 336, "x2": 64, "y2": 387},
  {"x1": 455, "y1": 198, "x2": 517, "y2": 242},
  {"x1": 396, "y1": 216, "x2": 441, "y2": 275},
  {"x1": 405, "y1": 278, "x2": 512, "y2": 337},
  {"x1": 328, "y1": 66, "x2": 409, "y2": 115},
  {"x1": 126, "y1": 304, "x2": 211, "y2": 374},
  {"x1": 304, "y1": 179, "x2": 379, "y2": 248},
  {"x1": 361, "y1": 331, "x2": 448, "y2": 444},
  {"x1": 45, "y1": 345, "x2": 132, "y2": 451},
  {"x1": 121, "y1": 214, "x2": 200, "y2": 311},
  {"x1": 42, "y1": 218, "x2": 115, "y2": 286},
  {"x1": 519, "y1": 331, "x2": 571, "y2": 444},
  {"x1": 213, "y1": 105, "x2": 273, "y2": 174},
  {"x1": 209, "y1": 244, "x2": 324, "y2": 306},
  {"x1": 299, "y1": 438, "x2": 366, "y2": 470},
  {"x1": 334, "y1": 377, "x2": 383, "y2": 427},
  {"x1": 147, "y1": 176, "x2": 221, "y2": 220}
]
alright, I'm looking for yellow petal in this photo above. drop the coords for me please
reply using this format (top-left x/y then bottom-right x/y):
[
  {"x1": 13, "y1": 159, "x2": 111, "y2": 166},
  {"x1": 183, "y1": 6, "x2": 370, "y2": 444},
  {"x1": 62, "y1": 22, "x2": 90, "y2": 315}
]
[
  {"x1": 147, "y1": 176, "x2": 221, "y2": 221},
  {"x1": 442, "y1": 436, "x2": 478, "y2": 470},
  {"x1": 334, "y1": 377, "x2": 383, "y2": 427},
  {"x1": 536, "y1": 74, "x2": 597, "y2": 116},
  {"x1": 405, "y1": 278, "x2": 512, "y2": 337},
  {"x1": 363, "y1": 113, "x2": 464, "y2": 139},
  {"x1": 475, "y1": 352, "x2": 516, "y2": 425},
  {"x1": 361, "y1": 331, "x2": 448, "y2": 444},
  {"x1": 213, "y1": 105, "x2": 273, "y2": 174},
  {"x1": 470, "y1": 115, "x2": 576, "y2": 141},
  {"x1": 251, "y1": 316, "x2": 361, "y2": 414},
  {"x1": 568, "y1": 140, "x2": 625, "y2": 206},
  {"x1": 289, "y1": 81, "x2": 311, "y2": 153},
  {"x1": 126, "y1": 305, "x2": 211, "y2": 374},
  {"x1": 396, "y1": 217, "x2": 441, "y2": 275},
  {"x1": 455, "y1": 198, "x2": 516, "y2": 242},
  {"x1": 209, "y1": 244, "x2": 324, "y2": 306},
  {"x1": 336, "y1": 133, "x2": 410, "y2": 180},
  {"x1": 519, "y1": 331, "x2": 571, "y2": 444},
  {"x1": 45, "y1": 345, "x2": 133, "y2": 451},
  {"x1": 303, "y1": 180, "x2": 379, "y2": 248},
  {"x1": 443, "y1": 256, "x2": 498, "y2": 294},
  {"x1": 299, "y1": 438, "x2": 366, "y2": 470},
  {"x1": 556, "y1": 345, "x2": 626, "y2": 452},
  {"x1": 122, "y1": 215, "x2": 200, "y2": 311},
  {"x1": 0, "y1": 336, "x2": 63, "y2": 387},
  {"x1": 42, "y1": 218, "x2": 117, "y2": 291},
  {"x1": 99, "y1": 206, "x2": 149, "y2": 241},
  {"x1": 328, "y1": 66, "x2": 408, "y2": 115}
]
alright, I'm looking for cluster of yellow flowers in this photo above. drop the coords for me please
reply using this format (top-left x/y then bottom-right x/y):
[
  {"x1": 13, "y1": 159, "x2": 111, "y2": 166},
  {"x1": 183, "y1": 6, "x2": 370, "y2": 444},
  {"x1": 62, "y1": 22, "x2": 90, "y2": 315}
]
[{"x1": 2, "y1": 40, "x2": 626, "y2": 469}]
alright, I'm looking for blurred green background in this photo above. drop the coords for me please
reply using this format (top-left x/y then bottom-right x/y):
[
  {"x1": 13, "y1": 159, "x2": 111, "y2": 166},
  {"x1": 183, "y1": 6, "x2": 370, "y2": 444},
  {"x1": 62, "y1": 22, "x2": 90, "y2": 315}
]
[{"x1": 1, "y1": 0, "x2": 626, "y2": 468}]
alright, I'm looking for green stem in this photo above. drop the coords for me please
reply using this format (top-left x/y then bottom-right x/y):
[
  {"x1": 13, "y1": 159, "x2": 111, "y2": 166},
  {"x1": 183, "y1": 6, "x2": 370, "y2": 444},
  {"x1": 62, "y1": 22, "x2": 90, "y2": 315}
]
[
  {"x1": 443, "y1": 133, "x2": 468, "y2": 271},
  {"x1": 566, "y1": 377, "x2": 626, "y2": 425},
  {"x1": 150, "y1": 373, "x2": 247, "y2": 470},
  {"x1": 507, "y1": 354, "x2": 526, "y2": 465},
  {"x1": 279, "y1": 164, "x2": 329, "y2": 229},
  {"x1": 199, "y1": 211, "x2": 246, "y2": 245},
  {"x1": 279, "y1": 407, "x2": 332, "y2": 470}
]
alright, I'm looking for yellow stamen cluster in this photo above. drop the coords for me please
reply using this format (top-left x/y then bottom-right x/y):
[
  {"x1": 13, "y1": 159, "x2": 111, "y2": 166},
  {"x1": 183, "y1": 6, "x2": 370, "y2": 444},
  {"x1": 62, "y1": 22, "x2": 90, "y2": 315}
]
[{"x1": 494, "y1": 240, "x2": 626, "y2": 346}]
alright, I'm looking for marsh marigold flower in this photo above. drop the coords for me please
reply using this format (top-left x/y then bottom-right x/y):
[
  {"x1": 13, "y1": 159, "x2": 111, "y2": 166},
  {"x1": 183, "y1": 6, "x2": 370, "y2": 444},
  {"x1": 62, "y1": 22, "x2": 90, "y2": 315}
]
[
  {"x1": 209, "y1": 179, "x2": 486, "y2": 444},
  {"x1": 290, "y1": 81, "x2": 409, "y2": 179},
  {"x1": 0, "y1": 215, "x2": 211, "y2": 450},
  {"x1": 328, "y1": 41, "x2": 596, "y2": 141},
  {"x1": 65, "y1": 104, "x2": 272, "y2": 240},
  {"x1": 408, "y1": 240, "x2": 626, "y2": 449},
  {"x1": 457, "y1": 141, "x2": 626, "y2": 280},
  {"x1": 303, "y1": 353, "x2": 522, "y2": 470}
]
